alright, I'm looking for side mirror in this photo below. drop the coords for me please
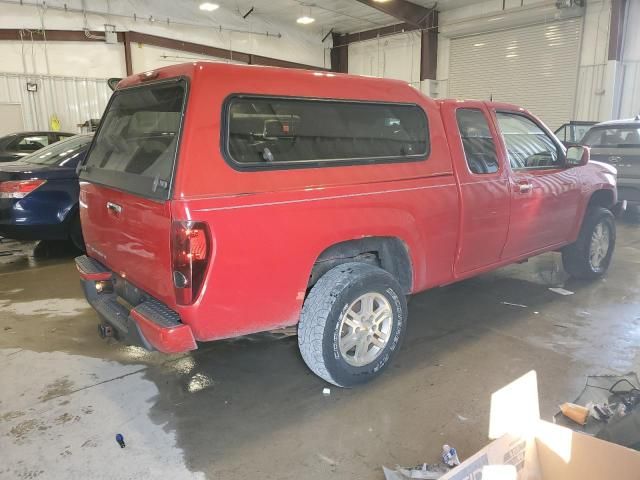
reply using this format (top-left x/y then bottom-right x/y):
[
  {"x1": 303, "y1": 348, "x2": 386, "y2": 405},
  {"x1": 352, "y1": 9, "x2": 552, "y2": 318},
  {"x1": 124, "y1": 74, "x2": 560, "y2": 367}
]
[{"x1": 565, "y1": 145, "x2": 590, "y2": 167}]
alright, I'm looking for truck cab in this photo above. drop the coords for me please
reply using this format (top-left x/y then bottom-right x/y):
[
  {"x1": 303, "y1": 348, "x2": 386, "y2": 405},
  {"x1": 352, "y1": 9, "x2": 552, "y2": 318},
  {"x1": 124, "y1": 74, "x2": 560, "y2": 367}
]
[{"x1": 75, "y1": 62, "x2": 617, "y2": 387}]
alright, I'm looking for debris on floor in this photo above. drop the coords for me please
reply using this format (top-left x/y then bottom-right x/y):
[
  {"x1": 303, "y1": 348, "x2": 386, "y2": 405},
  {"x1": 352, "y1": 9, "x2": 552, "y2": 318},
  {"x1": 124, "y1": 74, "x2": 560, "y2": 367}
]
[
  {"x1": 548, "y1": 287, "x2": 575, "y2": 296},
  {"x1": 382, "y1": 462, "x2": 450, "y2": 479},
  {"x1": 382, "y1": 445, "x2": 459, "y2": 479},
  {"x1": 559, "y1": 402, "x2": 589, "y2": 425},
  {"x1": 554, "y1": 373, "x2": 640, "y2": 450},
  {"x1": 116, "y1": 433, "x2": 126, "y2": 448},
  {"x1": 501, "y1": 301, "x2": 527, "y2": 308},
  {"x1": 441, "y1": 445, "x2": 460, "y2": 467},
  {"x1": 322, "y1": 387, "x2": 331, "y2": 396}
]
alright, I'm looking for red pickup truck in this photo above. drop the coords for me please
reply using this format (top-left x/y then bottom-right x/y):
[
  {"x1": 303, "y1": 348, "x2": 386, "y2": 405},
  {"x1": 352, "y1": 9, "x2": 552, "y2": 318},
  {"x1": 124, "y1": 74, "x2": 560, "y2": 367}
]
[{"x1": 75, "y1": 62, "x2": 617, "y2": 387}]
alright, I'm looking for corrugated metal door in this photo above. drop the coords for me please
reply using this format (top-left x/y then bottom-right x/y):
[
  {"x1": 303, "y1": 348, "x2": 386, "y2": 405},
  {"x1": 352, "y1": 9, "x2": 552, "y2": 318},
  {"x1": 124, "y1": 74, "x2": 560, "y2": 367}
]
[
  {"x1": 0, "y1": 73, "x2": 111, "y2": 133},
  {"x1": 448, "y1": 18, "x2": 582, "y2": 130}
]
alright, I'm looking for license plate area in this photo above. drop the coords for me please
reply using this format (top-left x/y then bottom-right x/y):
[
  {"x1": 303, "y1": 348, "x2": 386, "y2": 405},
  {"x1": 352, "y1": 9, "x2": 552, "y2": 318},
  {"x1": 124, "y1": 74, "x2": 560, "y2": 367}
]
[{"x1": 113, "y1": 275, "x2": 145, "y2": 306}]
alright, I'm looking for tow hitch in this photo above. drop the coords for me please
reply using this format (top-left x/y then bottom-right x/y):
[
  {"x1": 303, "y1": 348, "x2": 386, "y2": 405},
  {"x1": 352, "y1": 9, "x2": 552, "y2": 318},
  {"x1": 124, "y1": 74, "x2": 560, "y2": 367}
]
[{"x1": 98, "y1": 323, "x2": 114, "y2": 338}]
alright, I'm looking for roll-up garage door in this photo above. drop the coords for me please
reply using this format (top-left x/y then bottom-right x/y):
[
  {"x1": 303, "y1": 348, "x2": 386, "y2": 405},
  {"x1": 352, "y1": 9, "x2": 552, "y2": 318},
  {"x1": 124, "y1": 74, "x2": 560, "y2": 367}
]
[{"x1": 448, "y1": 18, "x2": 582, "y2": 130}]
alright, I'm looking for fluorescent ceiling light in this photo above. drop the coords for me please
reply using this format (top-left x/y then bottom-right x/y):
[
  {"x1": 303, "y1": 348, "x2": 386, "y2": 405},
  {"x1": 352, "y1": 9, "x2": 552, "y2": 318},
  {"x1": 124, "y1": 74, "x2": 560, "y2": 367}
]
[
  {"x1": 296, "y1": 15, "x2": 315, "y2": 24},
  {"x1": 199, "y1": 2, "x2": 219, "y2": 11}
]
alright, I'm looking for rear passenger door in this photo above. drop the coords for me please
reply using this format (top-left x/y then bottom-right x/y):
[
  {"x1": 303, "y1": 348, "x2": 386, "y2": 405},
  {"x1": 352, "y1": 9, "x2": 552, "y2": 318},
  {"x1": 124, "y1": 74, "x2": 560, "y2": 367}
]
[
  {"x1": 442, "y1": 101, "x2": 511, "y2": 274},
  {"x1": 493, "y1": 110, "x2": 582, "y2": 258}
]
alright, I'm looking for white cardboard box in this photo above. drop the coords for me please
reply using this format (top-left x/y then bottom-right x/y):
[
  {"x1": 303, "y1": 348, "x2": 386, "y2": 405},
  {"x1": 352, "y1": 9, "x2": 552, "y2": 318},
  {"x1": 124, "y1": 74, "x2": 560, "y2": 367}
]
[{"x1": 439, "y1": 371, "x2": 640, "y2": 480}]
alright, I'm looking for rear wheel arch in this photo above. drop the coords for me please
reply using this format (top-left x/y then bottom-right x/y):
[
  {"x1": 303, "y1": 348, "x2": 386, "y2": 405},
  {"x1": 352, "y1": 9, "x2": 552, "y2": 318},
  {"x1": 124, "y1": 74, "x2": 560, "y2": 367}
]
[{"x1": 308, "y1": 237, "x2": 413, "y2": 294}]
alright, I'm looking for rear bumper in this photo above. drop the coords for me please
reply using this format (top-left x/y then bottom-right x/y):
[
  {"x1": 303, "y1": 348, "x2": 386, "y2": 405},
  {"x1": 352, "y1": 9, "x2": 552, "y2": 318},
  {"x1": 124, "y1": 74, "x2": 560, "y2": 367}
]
[
  {"x1": 0, "y1": 196, "x2": 72, "y2": 240},
  {"x1": 75, "y1": 255, "x2": 197, "y2": 354}
]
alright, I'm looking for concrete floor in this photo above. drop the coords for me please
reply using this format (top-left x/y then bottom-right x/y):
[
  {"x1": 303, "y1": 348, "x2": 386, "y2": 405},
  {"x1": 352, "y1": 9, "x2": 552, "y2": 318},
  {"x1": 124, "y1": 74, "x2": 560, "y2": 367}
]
[{"x1": 1, "y1": 215, "x2": 639, "y2": 480}]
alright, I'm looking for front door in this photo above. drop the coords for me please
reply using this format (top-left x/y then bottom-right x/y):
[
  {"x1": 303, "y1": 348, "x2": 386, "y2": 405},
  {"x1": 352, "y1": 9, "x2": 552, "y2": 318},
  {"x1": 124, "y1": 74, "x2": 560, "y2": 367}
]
[
  {"x1": 442, "y1": 102, "x2": 511, "y2": 275},
  {"x1": 494, "y1": 110, "x2": 582, "y2": 259}
]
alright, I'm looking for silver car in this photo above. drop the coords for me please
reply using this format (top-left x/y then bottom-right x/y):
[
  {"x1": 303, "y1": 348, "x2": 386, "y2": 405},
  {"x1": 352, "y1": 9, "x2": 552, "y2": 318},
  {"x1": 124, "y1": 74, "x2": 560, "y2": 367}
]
[{"x1": 582, "y1": 116, "x2": 640, "y2": 208}]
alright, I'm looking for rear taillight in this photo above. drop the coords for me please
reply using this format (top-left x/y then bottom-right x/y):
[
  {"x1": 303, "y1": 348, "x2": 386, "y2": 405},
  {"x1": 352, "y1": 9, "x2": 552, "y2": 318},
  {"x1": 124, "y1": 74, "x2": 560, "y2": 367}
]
[
  {"x1": 0, "y1": 179, "x2": 46, "y2": 199},
  {"x1": 171, "y1": 221, "x2": 210, "y2": 305}
]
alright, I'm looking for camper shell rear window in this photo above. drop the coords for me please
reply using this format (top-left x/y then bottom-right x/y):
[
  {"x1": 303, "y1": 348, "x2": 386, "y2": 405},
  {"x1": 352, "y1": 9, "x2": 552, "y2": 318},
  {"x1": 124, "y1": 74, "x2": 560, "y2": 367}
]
[
  {"x1": 223, "y1": 95, "x2": 429, "y2": 169},
  {"x1": 80, "y1": 78, "x2": 187, "y2": 200}
]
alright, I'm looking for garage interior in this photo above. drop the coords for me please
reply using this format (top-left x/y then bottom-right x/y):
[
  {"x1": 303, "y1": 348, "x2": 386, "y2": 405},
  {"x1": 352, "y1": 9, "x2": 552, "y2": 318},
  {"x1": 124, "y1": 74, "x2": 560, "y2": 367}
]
[{"x1": 1, "y1": 0, "x2": 639, "y2": 479}]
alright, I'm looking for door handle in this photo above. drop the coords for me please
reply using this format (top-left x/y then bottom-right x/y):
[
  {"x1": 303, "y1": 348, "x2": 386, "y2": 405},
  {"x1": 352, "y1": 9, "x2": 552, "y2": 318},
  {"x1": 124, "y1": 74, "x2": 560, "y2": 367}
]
[
  {"x1": 106, "y1": 202, "x2": 122, "y2": 214},
  {"x1": 516, "y1": 182, "x2": 533, "y2": 194}
]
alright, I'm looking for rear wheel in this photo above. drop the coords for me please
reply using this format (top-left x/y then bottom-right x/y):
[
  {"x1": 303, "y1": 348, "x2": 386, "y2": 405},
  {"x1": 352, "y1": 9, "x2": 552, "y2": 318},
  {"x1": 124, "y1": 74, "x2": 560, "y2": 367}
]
[
  {"x1": 562, "y1": 207, "x2": 615, "y2": 279},
  {"x1": 298, "y1": 262, "x2": 407, "y2": 387}
]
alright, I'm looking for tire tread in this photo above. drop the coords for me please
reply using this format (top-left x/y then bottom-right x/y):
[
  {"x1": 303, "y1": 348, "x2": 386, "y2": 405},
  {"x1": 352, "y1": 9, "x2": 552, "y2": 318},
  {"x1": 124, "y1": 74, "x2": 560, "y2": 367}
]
[
  {"x1": 298, "y1": 262, "x2": 389, "y2": 386},
  {"x1": 562, "y1": 206, "x2": 615, "y2": 279}
]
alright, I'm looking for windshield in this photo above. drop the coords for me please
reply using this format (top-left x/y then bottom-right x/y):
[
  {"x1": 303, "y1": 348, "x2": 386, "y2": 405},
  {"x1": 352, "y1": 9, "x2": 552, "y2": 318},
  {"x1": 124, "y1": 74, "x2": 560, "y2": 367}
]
[
  {"x1": 582, "y1": 126, "x2": 640, "y2": 148},
  {"x1": 24, "y1": 135, "x2": 92, "y2": 166},
  {"x1": 80, "y1": 79, "x2": 186, "y2": 200}
]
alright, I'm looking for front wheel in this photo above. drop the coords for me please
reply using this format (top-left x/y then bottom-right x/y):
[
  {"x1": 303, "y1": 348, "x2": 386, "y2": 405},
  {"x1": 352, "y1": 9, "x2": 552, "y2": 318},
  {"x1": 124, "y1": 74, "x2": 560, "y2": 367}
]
[
  {"x1": 298, "y1": 262, "x2": 407, "y2": 387},
  {"x1": 562, "y1": 207, "x2": 615, "y2": 279}
]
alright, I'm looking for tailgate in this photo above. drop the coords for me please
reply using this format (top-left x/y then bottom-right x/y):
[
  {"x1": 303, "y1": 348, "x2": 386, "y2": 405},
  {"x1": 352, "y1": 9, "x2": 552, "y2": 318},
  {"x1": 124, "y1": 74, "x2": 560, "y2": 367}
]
[
  {"x1": 79, "y1": 184, "x2": 174, "y2": 306},
  {"x1": 78, "y1": 78, "x2": 187, "y2": 307},
  {"x1": 591, "y1": 147, "x2": 640, "y2": 179}
]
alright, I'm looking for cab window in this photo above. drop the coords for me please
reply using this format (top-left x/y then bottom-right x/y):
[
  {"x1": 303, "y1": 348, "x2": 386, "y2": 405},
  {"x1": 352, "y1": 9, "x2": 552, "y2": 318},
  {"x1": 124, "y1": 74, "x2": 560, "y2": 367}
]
[
  {"x1": 456, "y1": 108, "x2": 499, "y2": 174},
  {"x1": 225, "y1": 96, "x2": 429, "y2": 168},
  {"x1": 496, "y1": 112, "x2": 560, "y2": 170}
]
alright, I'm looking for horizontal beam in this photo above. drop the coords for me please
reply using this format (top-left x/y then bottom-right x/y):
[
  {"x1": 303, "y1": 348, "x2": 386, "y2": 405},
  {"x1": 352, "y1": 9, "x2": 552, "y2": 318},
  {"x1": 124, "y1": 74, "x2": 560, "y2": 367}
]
[
  {"x1": 336, "y1": 22, "x2": 419, "y2": 47},
  {"x1": 0, "y1": 28, "x2": 124, "y2": 42},
  {"x1": 0, "y1": 29, "x2": 327, "y2": 72},
  {"x1": 126, "y1": 31, "x2": 250, "y2": 64},
  {"x1": 354, "y1": 0, "x2": 433, "y2": 27}
]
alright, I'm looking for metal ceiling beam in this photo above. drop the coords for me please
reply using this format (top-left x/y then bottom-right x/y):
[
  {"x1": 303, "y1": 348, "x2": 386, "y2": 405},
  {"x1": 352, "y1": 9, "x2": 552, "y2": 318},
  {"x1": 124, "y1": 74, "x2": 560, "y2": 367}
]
[
  {"x1": 0, "y1": 29, "x2": 328, "y2": 73},
  {"x1": 353, "y1": 0, "x2": 434, "y2": 27}
]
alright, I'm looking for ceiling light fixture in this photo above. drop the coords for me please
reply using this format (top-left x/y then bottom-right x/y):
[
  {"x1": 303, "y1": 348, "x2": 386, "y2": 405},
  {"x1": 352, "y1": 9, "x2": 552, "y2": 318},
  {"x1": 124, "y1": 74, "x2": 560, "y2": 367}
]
[
  {"x1": 296, "y1": 15, "x2": 315, "y2": 24},
  {"x1": 297, "y1": 5, "x2": 315, "y2": 25},
  {"x1": 199, "y1": 2, "x2": 219, "y2": 12}
]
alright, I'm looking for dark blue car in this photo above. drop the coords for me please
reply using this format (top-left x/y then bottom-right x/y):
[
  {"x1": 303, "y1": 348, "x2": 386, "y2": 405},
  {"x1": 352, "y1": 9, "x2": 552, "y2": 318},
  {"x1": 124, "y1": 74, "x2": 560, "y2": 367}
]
[{"x1": 0, "y1": 134, "x2": 93, "y2": 250}]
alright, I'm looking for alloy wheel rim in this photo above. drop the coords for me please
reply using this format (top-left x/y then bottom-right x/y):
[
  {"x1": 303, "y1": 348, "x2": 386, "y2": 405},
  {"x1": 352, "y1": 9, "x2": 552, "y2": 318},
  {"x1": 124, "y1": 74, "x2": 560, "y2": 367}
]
[
  {"x1": 589, "y1": 221, "x2": 610, "y2": 271},
  {"x1": 338, "y1": 292, "x2": 393, "y2": 367}
]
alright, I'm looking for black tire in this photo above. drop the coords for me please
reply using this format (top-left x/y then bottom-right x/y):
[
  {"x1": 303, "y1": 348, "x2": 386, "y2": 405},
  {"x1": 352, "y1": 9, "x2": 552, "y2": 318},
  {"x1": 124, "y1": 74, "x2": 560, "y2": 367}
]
[
  {"x1": 611, "y1": 202, "x2": 624, "y2": 218},
  {"x1": 562, "y1": 207, "x2": 615, "y2": 279},
  {"x1": 69, "y1": 213, "x2": 85, "y2": 252},
  {"x1": 298, "y1": 262, "x2": 407, "y2": 387}
]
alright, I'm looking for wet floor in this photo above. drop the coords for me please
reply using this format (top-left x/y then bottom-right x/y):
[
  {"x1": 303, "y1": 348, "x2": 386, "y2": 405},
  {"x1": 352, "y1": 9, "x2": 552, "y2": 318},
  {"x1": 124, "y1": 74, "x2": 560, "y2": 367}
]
[{"x1": 1, "y1": 215, "x2": 639, "y2": 479}]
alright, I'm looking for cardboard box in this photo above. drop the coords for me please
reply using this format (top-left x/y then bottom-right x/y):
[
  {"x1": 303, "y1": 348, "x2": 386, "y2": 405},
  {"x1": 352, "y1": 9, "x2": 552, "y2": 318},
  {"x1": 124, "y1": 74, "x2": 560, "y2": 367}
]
[{"x1": 440, "y1": 371, "x2": 640, "y2": 480}]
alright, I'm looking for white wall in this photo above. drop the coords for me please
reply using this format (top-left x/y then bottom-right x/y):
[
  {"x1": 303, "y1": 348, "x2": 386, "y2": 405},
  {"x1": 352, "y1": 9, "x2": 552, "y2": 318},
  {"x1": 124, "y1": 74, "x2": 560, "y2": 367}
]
[
  {"x1": 0, "y1": 0, "x2": 330, "y2": 77},
  {"x1": 0, "y1": 72, "x2": 112, "y2": 132},
  {"x1": 348, "y1": 31, "x2": 422, "y2": 87},
  {"x1": 0, "y1": 40, "x2": 126, "y2": 77},
  {"x1": 0, "y1": 0, "x2": 329, "y2": 135},
  {"x1": 574, "y1": 0, "x2": 614, "y2": 121},
  {"x1": 129, "y1": 43, "x2": 247, "y2": 73}
]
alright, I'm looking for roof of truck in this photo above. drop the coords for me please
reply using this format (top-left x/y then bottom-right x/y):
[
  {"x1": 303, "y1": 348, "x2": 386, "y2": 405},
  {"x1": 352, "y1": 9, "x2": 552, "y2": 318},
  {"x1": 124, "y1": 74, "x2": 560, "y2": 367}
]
[{"x1": 117, "y1": 61, "x2": 421, "y2": 94}]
